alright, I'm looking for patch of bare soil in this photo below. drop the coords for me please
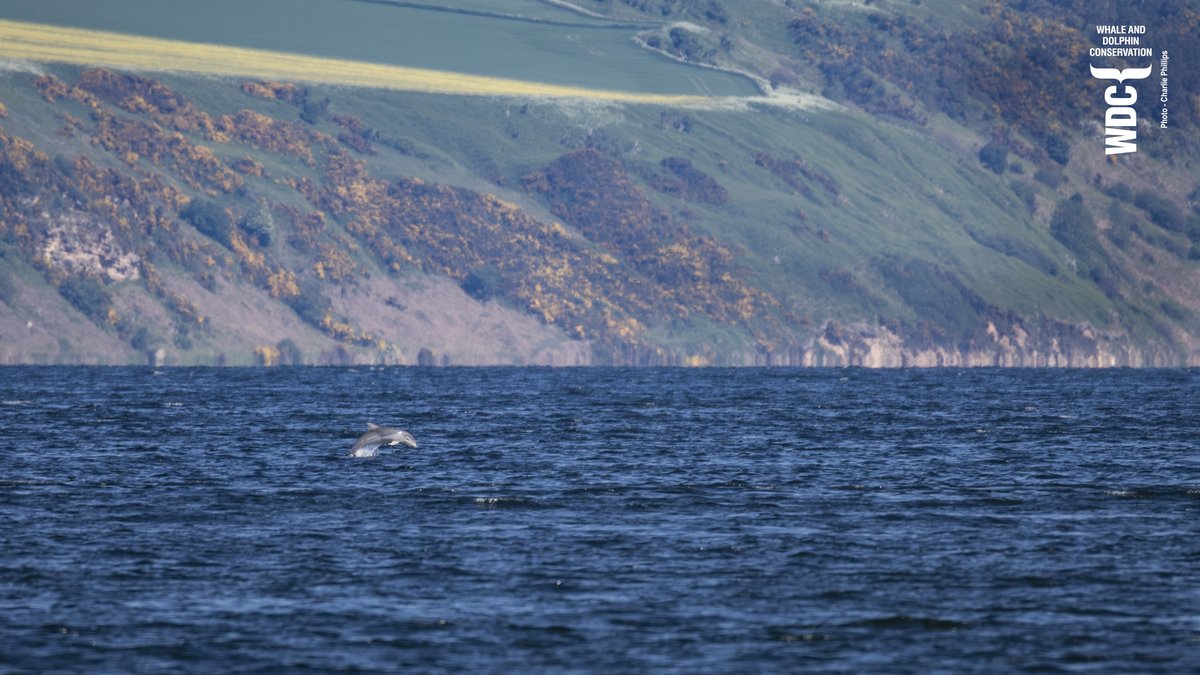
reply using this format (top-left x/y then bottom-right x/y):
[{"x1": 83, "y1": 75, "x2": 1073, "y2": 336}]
[
  {"x1": 0, "y1": 281, "x2": 134, "y2": 364},
  {"x1": 330, "y1": 273, "x2": 592, "y2": 366}
]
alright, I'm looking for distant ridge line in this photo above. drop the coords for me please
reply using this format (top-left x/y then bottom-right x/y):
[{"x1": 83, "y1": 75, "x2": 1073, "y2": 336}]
[{"x1": 344, "y1": 0, "x2": 650, "y2": 30}]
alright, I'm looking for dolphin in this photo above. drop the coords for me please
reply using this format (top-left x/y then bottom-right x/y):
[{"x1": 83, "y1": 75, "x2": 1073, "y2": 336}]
[{"x1": 349, "y1": 423, "x2": 418, "y2": 458}]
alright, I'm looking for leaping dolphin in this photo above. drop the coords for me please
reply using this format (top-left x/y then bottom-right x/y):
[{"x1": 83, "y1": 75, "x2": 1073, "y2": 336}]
[{"x1": 349, "y1": 423, "x2": 418, "y2": 458}]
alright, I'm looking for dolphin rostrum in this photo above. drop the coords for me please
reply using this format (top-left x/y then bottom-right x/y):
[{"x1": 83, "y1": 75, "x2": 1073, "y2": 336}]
[{"x1": 349, "y1": 423, "x2": 418, "y2": 458}]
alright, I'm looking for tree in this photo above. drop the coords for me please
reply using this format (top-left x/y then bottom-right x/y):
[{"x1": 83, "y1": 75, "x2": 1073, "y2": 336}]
[
  {"x1": 299, "y1": 97, "x2": 330, "y2": 125},
  {"x1": 287, "y1": 281, "x2": 330, "y2": 326},
  {"x1": 58, "y1": 276, "x2": 112, "y2": 322},
  {"x1": 240, "y1": 199, "x2": 276, "y2": 247},
  {"x1": 1050, "y1": 193, "x2": 1095, "y2": 249},
  {"x1": 1044, "y1": 133, "x2": 1070, "y2": 166},
  {"x1": 180, "y1": 199, "x2": 232, "y2": 247},
  {"x1": 130, "y1": 326, "x2": 158, "y2": 351},
  {"x1": 979, "y1": 140, "x2": 1008, "y2": 174},
  {"x1": 462, "y1": 265, "x2": 507, "y2": 301}
]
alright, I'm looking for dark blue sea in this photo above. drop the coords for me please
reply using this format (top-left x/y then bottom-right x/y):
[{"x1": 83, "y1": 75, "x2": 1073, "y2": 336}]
[{"x1": 1, "y1": 367, "x2": 1198, "y2": 673}]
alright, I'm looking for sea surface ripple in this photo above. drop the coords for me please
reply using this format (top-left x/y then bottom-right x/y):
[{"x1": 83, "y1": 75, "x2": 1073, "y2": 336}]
[{"x1": 1, "y1": 367, "x2": 1198, "y2": 672}]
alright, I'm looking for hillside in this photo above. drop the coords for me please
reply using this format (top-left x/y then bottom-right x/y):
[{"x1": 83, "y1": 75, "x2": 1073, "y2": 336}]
[{"x1": 0, "y1": 0, "x2": 1197, "y2": 366}]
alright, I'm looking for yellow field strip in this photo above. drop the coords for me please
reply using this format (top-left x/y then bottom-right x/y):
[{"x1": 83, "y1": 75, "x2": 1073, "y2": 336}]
[{"x1": 0, "y1": 18, "x2": 708, "y2": 104}]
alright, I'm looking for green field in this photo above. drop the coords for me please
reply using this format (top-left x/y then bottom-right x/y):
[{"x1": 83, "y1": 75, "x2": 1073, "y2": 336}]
[
  {"x1": 0, "y1": 19, "x2": 716, "y2": 103},
  {"x1": 0, "y1": 0, "x2": 759, "y2": 97}
]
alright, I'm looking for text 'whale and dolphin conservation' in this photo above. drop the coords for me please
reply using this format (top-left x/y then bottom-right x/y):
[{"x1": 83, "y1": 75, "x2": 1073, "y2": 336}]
[{"x1": 349, "y1": 423, "x2": 418, "y2": 458}]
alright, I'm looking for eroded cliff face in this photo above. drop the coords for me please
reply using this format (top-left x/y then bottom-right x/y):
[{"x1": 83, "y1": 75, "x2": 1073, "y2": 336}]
[
  {"x1": 37, "y1": 208, "x2": 142, "y2": 282},
  {"x1": 745, "y1": 321, "x2": 1195, "y2": 368}
]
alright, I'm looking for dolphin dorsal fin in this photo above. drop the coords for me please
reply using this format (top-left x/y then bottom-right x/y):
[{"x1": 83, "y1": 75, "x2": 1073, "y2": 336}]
[{"x1": 367, "y1": 422, "x2": 380, "y2": 430}]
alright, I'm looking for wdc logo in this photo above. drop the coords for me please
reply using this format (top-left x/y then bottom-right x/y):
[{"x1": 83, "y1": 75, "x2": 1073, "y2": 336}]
[
  {"x1": 1089, "y1": 63, "x2": 1152, "y2": 154},
  {"x1": 1091, "y1": 64, "x2": 1154, "y2": 155}
]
